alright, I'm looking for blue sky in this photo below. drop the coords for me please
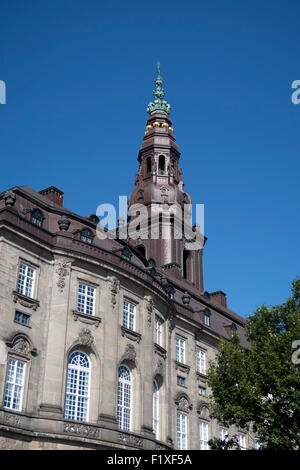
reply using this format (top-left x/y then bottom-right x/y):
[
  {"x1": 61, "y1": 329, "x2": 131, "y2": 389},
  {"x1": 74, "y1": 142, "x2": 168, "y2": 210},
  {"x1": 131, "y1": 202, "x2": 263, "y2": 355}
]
[{"x1": 1, "y1": 0, "x2": 299, "y2": 317}]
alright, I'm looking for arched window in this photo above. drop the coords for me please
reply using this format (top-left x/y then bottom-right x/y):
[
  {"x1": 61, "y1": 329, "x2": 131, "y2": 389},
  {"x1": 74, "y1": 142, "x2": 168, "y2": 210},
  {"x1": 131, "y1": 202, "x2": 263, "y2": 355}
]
[
  {"x1": 146, "y1": 157, "x2": 152, "y2": 175},
  {"x1": 158, "y1": 155, "x2": 165, "y2": 175},
  {"x1": 30, "y1": 208, "x2": 44, "y2": 227},
  {"x1": 64, "y1": 351, "x2": 90, "y2": 422},
  {"x1": 80, "y1": 228, "x2": 94, "y2": 244},
  {"x1": 117, "y1": 365, "x2": 131, "y2": 431},
  {"x1": 3, "y1": 358, "x2": 26, "y2": 411},
  {"x1": 153, "y1": 380, "x2": 159, "y2": 439}
]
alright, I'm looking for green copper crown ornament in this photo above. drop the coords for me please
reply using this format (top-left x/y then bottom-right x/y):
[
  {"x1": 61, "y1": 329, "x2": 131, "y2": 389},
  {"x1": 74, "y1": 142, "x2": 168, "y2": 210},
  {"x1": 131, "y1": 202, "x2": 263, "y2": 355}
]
[{"x1": 147, "y1": 62, "x2": 171, "y2": 115}]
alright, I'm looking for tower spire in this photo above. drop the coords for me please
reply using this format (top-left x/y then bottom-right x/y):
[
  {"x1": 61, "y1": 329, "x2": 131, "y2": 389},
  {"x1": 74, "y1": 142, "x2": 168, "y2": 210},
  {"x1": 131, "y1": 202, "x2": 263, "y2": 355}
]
[{"x1": 147, "y1": 62, "x2": 171, "y2": 115}]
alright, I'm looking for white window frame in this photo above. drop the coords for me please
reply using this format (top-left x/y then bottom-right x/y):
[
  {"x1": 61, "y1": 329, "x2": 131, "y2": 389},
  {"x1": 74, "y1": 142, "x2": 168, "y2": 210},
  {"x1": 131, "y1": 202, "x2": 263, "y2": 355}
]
[
  {"x1": 199, "y1": 421, "x2": 209, "y2": 450},
  {"x1": 117, "y1": 365, "x2": 132, "y2": 431},
  {"x1": 17, "y1": 262, "x2": 36, "y2": 298},
  {"x1": 153, "y1": 380, "x2": 159, "y2": 439},
  {"x1": 123, "y1": 300, "x2": 136, "y2": 331},
  {"x1": 197, "y1": 349, "x2": 206, "y2": 375},
  {"x1": 64, "y1": 351, "x2": 90, "y2": 422},
  {"x1": 177, "y1": 412, "x2": 187, "y2": 450},
  {"x1": 219, "y1": 427, "x2": 228, "y2": 444},
  {"x1": 237, "y1": 434, "x2": 247, "y2": 450},
  {"x1": 77, "y1": 282, "x2": 95, "y2": 315},
  {"x1": 155, "y1": 318, "x2": 163, "y2": 346},
  {"x1": 204, "y1": 312, "x2": 210, "y2": 326},
  {"x1": 176, "y1": 337, "x2": 185, "y2": 364},
  {"x1": 3, "y1": 358, "x2": 26, "y2": 411}
]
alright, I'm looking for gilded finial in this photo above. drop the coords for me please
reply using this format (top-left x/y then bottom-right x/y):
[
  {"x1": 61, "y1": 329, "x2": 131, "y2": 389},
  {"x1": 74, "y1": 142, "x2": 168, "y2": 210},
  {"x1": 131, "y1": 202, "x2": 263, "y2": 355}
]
[{"x1": 147, "y1": 62, "x2": 171, "y2": 115}]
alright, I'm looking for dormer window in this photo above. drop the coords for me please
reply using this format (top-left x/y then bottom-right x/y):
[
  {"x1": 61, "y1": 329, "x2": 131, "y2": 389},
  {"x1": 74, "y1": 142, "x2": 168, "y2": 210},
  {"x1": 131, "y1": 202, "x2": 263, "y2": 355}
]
[
  {"x1": 203, "y1": 308, "x2": 211, "y2": 327},
  {"x1": 158, "y1": 155, "x2": 165, "y2": 175},
  {"x1": 30, "y1": 209, "x2": 44, "y2": 227},
  {"x1": 80, "y1": 228, "x2": 94, "y2": 244},
  {"x1": 88, "y1": 214, "x2": 99, "y2": 225},
  {"x1": 121, "y1": 246, "x2": 132, "y2": 262},
  {"x1": 230, "y1": 323, "x2": 237, "y2": 336}
]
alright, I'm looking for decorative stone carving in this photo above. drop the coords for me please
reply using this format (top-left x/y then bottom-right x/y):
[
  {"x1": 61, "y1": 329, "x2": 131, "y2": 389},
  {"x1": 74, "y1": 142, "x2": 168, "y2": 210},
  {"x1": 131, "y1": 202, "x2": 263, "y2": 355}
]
[
  {"x1": 3, "y1": 190, "x2": 16, "y2": 206},
  {"x1": 6, "y1": 335, "x2": 36, "y2": 358},
  {"x1": 73, "y1": 310, "x2": 101, "y2": 327},
  {"x1": 13, "y1": 291, "x2": 39, "y2": 310},
  {"x1": 182, "y1": 291, "x2": 191, "y2": 305},
  {"x1": 78, "y1": 328, "x2": 94, "y2": 348},
  {"x1": 57, "y1": 215, "x2": 71, "y2": 231},
  {"x1": 107, "y1": 276, "x2": 120, "y2": 308},
  {"x1": 144, "y1": 295, "x2": 153, "y2": 326},
  {"x1": 121, "y1": 326, "x2": 142, "y2": 343},
  {"x1": 63, "y1": 422, "x2": 100, "y2": 439},
  {"x1": 12, "y1": 337, "x2": 30, "y2": 355},
  {"x1": 121, "y1": 343, "x2": 136, "y2": 366},
  {"x1": 154, "y1": 359, "x2": 164, "y2": 378},
  {"x1": 118, "y1": 432, "x2": 143, "y2": 448},
  {"x1": 168, "y1": 319, "x2": 176, "y2": 337},
  {"x1": 55, "y1": 258, "x2": 72, "y2": 293},
  {"x1": 175, "y1": 394, "x2": 193, "y2": 413},
  {"x1": 197, "y1": 401, "x2": 210, "y2": 420}
]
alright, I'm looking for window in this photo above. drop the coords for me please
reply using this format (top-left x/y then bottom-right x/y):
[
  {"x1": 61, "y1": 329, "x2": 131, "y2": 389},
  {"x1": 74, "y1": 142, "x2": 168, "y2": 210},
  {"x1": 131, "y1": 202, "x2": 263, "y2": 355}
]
[
  {"x1": 219, "y1": 427, "x2": 228, "y2": 446},
  {"x1": 123, "y1": 300, "x2": 135, "y2": 331},
  {"x1": 117, "y1": 365, "x2": 131, "y2": 431},
  {"x1": 158, "y1": 155, "x2": 165, "y2": 175},
  {"x1": 203, "y1": 309, "x2": 211, "y2": 327},
  {"x1": 237, "y1": 434, "x2": 247, "y2": 450},
  {"x1": 77, "y1": 283, "x2": 95, "y2": 315},
  {"x1": 4, "y1": 358, "x2": 26, "y2": 411},
  {"x1": 197, "y1": 349, "x2": 206, "y2": 375},
  {"x1": 153, "y1": 380, "x2": 159, "y2": 439},
  {"x1": 177, "y1": 376, "x2": 186, "y2": 387},
  {"x1": 14, "y1": 311, "x2": 30, "y2": 327},
  {"x1": 80, "y1": 228, "x2": 94, "y2": 244},
  {"x1": 121, "y1": 246, "x2": 132, "y2": 262},
  {"x1": 255, "y1": 440, "x2": 261, "y2": 450},
  {"x1": 199, "y1": 422, "x2": 209, "y2": 450},
  {"x1": 17, "y1": 262, "x2": 36, "y2": 298},
  {"x1": 64, "y1": 351, "x2": 90, "y2": 422},
  {"x1": 176, "y1": 337, "x2": 185, "y2": 364},
  {"x1": 146, "y1": 157, "x2": 152, "y2": 174},
  {"x1": 30, "y1": 208, "x2": 44, "y2": 227},
  {"x1": 155, "y1": 318, "x2": 162, "y2": 346},
  {"x1": 230, "y1": 323, "x2": 237, "y2": 336},
  {"x1": 177, "y1": 412, "x2": 187, "y2": 450},
  {"x1": 198, "y1": 386, "x2": 206, "y2": 396}
]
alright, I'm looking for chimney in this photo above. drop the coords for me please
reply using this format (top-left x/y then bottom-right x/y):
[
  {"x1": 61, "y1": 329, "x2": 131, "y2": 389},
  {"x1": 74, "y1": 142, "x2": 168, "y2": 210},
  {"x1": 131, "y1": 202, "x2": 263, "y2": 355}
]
[
  {"x1": 39, "y1": 186, "x2": 64, "y2": 207},
  {"x1": 210, "y1": 291, "x2": 227, "y2": 308}
]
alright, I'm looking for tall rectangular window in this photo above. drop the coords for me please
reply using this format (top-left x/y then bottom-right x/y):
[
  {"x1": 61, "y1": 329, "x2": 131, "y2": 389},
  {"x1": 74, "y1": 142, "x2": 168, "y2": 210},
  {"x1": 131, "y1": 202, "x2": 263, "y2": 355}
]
[
  {"x1": 17, "y1": 262, "x2": 36, "y2": 298},
  {"x1": 219, "y1": 427, "x2": 228, "y2": 446},
  {"x1": 237, "y1": 434, "x2": 247, "y2": 450},
  {"x1": 197, "y1": 349, "x2": 206, "y2": 375},
  {"x1": 4, "y1": 358, "x2": 26, "y2": 411},
  {"x1": 123, "y1": 300, "x2": 135, "y2": 331},
  {"x1": 177, "y1": 412, "x2": 187, "y2": 450},
  {"x1": 199, "y1": 421, "x2": 209, "y2": 450},
  {"x1": 176, "y1": 337, "x2": 185, "y2": 364},
  {"x1": 77, "y1": 283, "x2": 95, "y2": 315},
  {"x1": 155, "y1": 318, "x2": 162, "y2": 346}
]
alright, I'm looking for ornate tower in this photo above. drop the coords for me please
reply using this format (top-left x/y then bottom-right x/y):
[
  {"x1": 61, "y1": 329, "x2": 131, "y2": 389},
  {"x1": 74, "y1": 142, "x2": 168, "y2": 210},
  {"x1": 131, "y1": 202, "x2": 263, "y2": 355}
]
[{"x1": 128, "y1": 64, "x2": 204, "y2": 292}]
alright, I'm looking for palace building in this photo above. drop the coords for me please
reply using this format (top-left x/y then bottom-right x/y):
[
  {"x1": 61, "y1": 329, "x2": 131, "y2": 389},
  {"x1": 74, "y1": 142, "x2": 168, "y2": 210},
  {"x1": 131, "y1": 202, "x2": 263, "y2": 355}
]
[{"x1": 0, "y1": 67, "x2": 255, "y2": 450}]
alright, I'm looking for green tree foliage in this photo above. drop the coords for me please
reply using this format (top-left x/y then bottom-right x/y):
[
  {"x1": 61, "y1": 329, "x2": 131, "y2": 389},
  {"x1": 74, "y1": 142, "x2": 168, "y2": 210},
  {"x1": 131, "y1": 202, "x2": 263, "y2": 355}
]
[{"x1": 207, "y1": 279, "x2": 300, "y2": 450}]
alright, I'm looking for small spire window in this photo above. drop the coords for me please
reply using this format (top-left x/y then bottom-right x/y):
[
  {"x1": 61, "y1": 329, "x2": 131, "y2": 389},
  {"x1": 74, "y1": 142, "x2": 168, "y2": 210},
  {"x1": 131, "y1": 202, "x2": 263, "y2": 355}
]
[
  {"x1": 158, "y1": 155, "x2": 166, "y2": 175},
  {"x1": 146, "y1": 157, "x2": 152, "y2": 175}
]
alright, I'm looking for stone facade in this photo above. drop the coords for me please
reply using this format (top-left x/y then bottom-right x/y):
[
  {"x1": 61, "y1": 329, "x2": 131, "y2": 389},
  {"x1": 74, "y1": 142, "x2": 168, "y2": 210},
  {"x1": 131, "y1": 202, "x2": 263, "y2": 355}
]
[{"x1": 0, "y1": 77, "x2": 256, "y2": 450}]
